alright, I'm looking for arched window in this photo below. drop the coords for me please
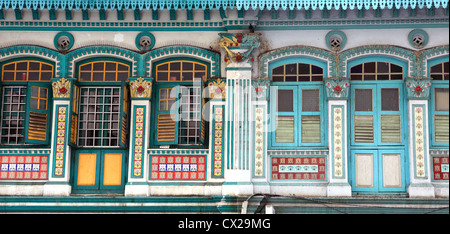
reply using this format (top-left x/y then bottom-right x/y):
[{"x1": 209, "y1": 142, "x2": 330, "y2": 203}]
[
  {"x1": 430, "y1": 61, "x2": 449, "y2": 80},
  {"x1": 75, "y1": 59, "x2": 131, "y2": 147},
  {"x1": 0, "y1": 59, "x2": 54, "y2": 145},
  {"x1": 350, "y1": 61, "x2": 403, "y2": 80},
  {"x1": 269, "y1": 60, "x2": 326, "y2": 148},
  {"x1": 78, "y1": 61, "x2": 130, "y2": 82},
  {"x1": 155, "y1": 60, "x2": 207, "y2": 82},
  {"x1": 272, "y1": 63, "x2": 323, "y2": 82},
  {"x1": 152, "y1": 59, "x2": 208, "y2": 146}
]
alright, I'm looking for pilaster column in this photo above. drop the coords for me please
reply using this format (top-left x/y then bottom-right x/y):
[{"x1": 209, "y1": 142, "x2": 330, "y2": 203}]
[
  {"x1": 125, "y1": 77, "x2": 153, "y2": 196},
  {"x1": 405, "y1": 77, "x2": 435, "y2": 198},
  {"x1": 219, "y1": 32, "x2": 260, "y2": 196},
  {"x1": 43, "y1": 77, "x2": 76, "y2": 196},
  {"x1": 324, "y1": 77, "x2": 352, "y2": 197}
]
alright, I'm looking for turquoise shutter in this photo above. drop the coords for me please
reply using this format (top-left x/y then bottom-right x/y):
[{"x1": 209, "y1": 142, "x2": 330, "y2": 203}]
[
  {"x1": 352, "y1": 87, "x2": 376, "y2": 144},
  {"x1": 271, "y1": 86, "x2": 298, "y2": 147},
  {"x1": 24, "y1": 82, "x2": 52, "y2": 145},
  {"x1": 119, "y1": 81, "x2": 129, "y2": 148},
  {"x1": 155, "y1": 86, "x2": 179, "y2": 145}
]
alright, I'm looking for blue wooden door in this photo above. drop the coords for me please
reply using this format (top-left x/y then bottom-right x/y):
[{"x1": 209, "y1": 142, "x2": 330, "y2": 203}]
[{"x1": 349, "y1": 82, "x2": 408, "y2": 194}]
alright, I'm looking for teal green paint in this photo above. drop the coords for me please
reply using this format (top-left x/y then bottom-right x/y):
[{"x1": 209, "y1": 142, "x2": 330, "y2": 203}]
[
  {"x1": 14, "y1": 9, "x2": 22, "y2": 20},
  {"x1": 32, "y1": 9, "x2": 39, "y2": 20},
  {"x1": 49, "y1": 8, "x2": 56, "y2": 20},
  {"x1": 131, "y1": 105, "x2": 147, "y2": 179},
  {"x1": 65, "y1": 9, "x2": 73, "y2": 20},
  {"x1": 117, "y1": 9, "x2": 124, "y2": 20},
  {"x1": 53, "y1": 32, "x2": 74, "y2": 51},
  {"x1": 82, "y1": 9, "x2": 89, "y2": 20}
]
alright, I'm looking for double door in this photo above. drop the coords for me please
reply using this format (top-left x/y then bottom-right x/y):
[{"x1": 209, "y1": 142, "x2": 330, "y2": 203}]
[
  {"x1": 72, "y1": 149, "x2": 127, "y2": 194},
  {"x1": 349, "y1": 82, "x2": 408, "y2": 194}
]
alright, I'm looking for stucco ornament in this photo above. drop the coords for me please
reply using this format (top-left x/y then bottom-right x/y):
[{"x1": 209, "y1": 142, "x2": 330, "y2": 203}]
[
  {"x1": 324, "y1": 77, "x2": 351, "y2": 100},
  {"x1": 219, "y1": 33, "x2": 260, "y2": 65},
  {"x1": 405, "y1": 77, "x2": 433, "y2": 100},
  {"x1": 208, "y1": 78, "x2": 226, "y2": 99},
  {"x1": 130, "y1": 77, "x2": 153, "y2": 98},
  {"x1": 52, "y1": 77, "x2": 71, "y2": 98}
]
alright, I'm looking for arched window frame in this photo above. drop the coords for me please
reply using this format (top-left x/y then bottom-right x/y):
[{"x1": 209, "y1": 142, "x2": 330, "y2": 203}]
[
  {"x1": 150, "y1": 57, "x2": 210, "y2": 148},
  {"x1": 268, "y1": 56, "x2": 328, "y2": 149},
  {"x1": 0, "y1": 57, "x2": 55, "y2": 146},
  {"x1": 347, "y1": 56, "x2": 408, "y2": 147},
  {"x1": 427, "y1": 56, "x2": 449, "y2": 148},
  {"x1": 73, "y1": 57, "x2": 131, "y2": 148}
]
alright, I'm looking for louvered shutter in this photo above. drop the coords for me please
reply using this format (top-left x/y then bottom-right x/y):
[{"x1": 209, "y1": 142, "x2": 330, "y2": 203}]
[
  {"x1": 119, "y1": 81, "x2": 129, "y2": 148},
  {"x1": 68, "y1": 83, "x2": 79, "y2": 147},
  {"x1": 155, "y1": 86, "x2": 179, "y2": 145},
  {"x1": 301, "y1": 115, "x2": 321, "y2": 143},
  {"x1": 24, "y1": 82, "x2": 52, "y2": 145},
  {"x1": 275, "y1": 116, "x2": 295, "y2": 143},
  {"x1": 435, "y1": 115, "x2": 449, "y2": 143},
  {"x1": 380, "y1": 115, "x2": 401, "y2": 143},
  {"x1": 354, "y1": 115, "x2": 374, "y2": 143}
]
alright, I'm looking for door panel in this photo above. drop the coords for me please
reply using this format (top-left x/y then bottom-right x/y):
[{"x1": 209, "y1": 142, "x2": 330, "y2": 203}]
[
  {"x1": 354, "y1": 153, "x2": 375, "y2": 188},
  {"x1": 72, "y1": 150, "x2": 127, "y2": 194},
  {"x1": 102, "y1": 153, "x2": 123, "y2": 186},
  {"x1": 76, "y1": 153, "x2": 98, "y2": 186},
  {"x1": 382, "y1": 154, "x2": 402, "y2": 188}
]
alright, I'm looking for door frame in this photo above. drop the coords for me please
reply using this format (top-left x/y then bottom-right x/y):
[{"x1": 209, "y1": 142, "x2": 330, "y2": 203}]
[{"x1": 72, "y1": 148, "x2": 128, "y2": 194}]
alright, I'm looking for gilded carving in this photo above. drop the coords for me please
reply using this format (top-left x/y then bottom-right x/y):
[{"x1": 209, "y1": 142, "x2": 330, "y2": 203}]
[
  {"x1": 52, "y1": 77, "x2": 71, "y2": 98},
  {"x1": 130, "y1": 77, "x2": 153, "y2": 98}
]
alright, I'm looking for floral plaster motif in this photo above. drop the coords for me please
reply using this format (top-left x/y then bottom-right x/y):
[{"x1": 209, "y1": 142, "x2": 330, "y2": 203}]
[
  {"x1": 129, "y1": 77, "x2": 152, "y2": 98},
  {"x1": 324, "y1": 77, "x2": 350, "y2": 99},
  {"x1": 219, "y1": 33, "x2": 260, "y2": 65},
  {"x1": 405, "y1": 77, "x2": 433, "y2": 100},
  {"x1": 52, "y1": 78, "x2": 71, "y2": 99},
  {"x1": 208, "y1": 78, "x2": 226, "y2": 99}
]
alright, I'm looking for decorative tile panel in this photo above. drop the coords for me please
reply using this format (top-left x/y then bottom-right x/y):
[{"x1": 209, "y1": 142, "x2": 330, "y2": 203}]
[
  {"x1": 433, "y1": 156, "x2": 449, "y2": 181},
  {"x1": 213, "y1": 106, "x2": 224, "y2": 177},
  {"x1": 271, "y1": 157, "x2": 326, "y2": 180},
  {"x1": 413, "y1": 105, "x2": 427, "y2": 178},
  {"x1": 0, "y1": 156, "x2": 48, "y2": 180},
  {"x1": 332, "y1": 106, "x2": 345, "y2": 178},
  {"x1": 53, "y1": 105, "x2": 68, "y2": 177},
  {"x1": 150, "y1": 156, "x2": 206, "y2": 180},
  {"x1": 254, "y1": 106, "x2": 265, "y2": 177},
  {"x1": 132, "y1": 106, "x2": 145, "y2": 178}
]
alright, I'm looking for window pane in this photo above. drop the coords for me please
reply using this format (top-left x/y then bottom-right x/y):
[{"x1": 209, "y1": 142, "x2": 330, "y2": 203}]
[
  {"x1": 285, "y1": 64, "x2": 297, "y2": 75},
  {"x1": 391, "y1": 64, "x2": 403, "y2": 73},
  {"x1": 302, "y1": 89, "x2": 320, "y2": 112},
  {"x1": 273, "y1": 66, "x2": 284, "y2": 75},
  {"x1": 355, "y1": 89, "x2": 373, "y2": 111},
  {"x1": 381, "y1": 88, "x2": 399, "y2": 111},
  {"x1": 431, "y1": 64, "x2": 443, "y2": 73},
  {"x1": 105, "y1": 62, "x2": 117, "y2": 71},
  {"x1": 92, "y1": 62, "x2": 104, "y2": 71},
  {"x1": 377, "y1": 62, "x2": 389, "y2": 73},
  {"x1": 435, "y1": 88, "x2": 449, "y2": 111},
  {"x1": 311, "y1": 65, "x2": 323, "y2": 75},
  {"x1": 170, "y1": 62, "x2": 181, "y2": 70},
  {"x1": 277, "y1": 89, "x2": 294, "y2": 112},
  {"x1": 364, "y1": 62, "x2": 376, "y2": 73},
  {"x1": 351, "y1": 64, "x2": 363, "y2": 73},
  {"x1": 157, "y1": 72, "x2": 168, "y2": 81},
  {"x1": 298, "y1": 63, "x2": 310, "y2": 74},
  {"x1": 182, "y1": 62, "x2": 193, "y2": 70}
]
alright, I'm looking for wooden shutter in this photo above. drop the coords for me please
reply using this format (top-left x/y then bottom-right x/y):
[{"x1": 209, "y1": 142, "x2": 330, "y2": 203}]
[
  {"x1": 435, "y1": 115, "x2": 449, "y2": 143},
  {"x1": 301, "y1": 115, "x2": 321, "y2": 143},
  {"x1": 24, "y1": 82, "x2": 52, "y2": 145},
  {"x1": 68, "y1": 83, "x2": 79, "y2": 147},
  {"x1": 199, "y1": 78, "x2": 207, "y2": 144},
  {"x1": 354, "y1": 115, "x2": 374, "y2": 143},
  {"x1": 275, "y1": 116, "x2": 295, "y2": 143},
  {"x1": 119, "y1": 81, "x2": 129, "y2": 148},
  {"x1": 155, "y1": 86, "x2": 179, "y2": 145},
  {"x1": 380, "y1": 115, "x2": 401, "y2": 143}
]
